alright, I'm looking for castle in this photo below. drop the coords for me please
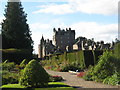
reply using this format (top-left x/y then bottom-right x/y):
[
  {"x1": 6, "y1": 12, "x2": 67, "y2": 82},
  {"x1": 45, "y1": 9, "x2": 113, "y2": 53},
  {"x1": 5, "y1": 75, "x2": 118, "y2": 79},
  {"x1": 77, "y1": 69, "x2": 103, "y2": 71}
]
[
  {"x1": 38, "y1": 28, "x2": 75, "y2": 58},
  {"x1": 38, "y1": 28, "x2": 114, "y2": 58}
]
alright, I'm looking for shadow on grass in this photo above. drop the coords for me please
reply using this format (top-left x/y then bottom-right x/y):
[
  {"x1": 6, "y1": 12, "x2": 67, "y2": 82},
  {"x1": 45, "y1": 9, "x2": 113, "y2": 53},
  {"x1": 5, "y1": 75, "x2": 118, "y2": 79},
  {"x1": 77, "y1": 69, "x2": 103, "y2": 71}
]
[{"x1": 48, "y1": 84, "x2": 70, "y2": 88}]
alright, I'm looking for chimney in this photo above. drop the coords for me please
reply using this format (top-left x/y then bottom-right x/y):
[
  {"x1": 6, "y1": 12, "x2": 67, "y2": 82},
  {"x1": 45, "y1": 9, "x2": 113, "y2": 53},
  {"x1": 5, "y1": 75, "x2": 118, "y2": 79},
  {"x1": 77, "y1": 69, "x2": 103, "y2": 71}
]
[
  {"x1": 58, "y1": 28, "x2": 61, "y2": 31},
  {"x1": 69, "y1": 28, "x2": 71, "y2": 30}
]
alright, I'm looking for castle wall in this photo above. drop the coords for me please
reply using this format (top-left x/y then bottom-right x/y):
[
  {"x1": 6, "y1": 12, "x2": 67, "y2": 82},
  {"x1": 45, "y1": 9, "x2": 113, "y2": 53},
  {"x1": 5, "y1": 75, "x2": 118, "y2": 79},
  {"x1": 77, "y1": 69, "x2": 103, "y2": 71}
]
[{"x1": 53, "y1": 28, "x2": 75, "y2": 52}]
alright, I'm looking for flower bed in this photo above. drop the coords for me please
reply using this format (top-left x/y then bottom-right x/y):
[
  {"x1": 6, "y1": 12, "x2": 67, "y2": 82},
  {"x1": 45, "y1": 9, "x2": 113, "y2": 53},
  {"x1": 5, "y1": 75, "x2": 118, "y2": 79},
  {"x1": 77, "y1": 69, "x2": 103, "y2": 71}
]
[{"x1": 77, "y1": 72, "x2": 86, "y2": 77}]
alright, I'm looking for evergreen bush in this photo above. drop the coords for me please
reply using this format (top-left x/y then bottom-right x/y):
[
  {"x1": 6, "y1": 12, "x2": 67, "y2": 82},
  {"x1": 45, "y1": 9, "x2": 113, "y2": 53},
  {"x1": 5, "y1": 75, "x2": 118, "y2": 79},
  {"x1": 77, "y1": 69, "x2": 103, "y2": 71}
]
[{"x1": 19, "y1": 59, "x2": 49, "y2": 87}]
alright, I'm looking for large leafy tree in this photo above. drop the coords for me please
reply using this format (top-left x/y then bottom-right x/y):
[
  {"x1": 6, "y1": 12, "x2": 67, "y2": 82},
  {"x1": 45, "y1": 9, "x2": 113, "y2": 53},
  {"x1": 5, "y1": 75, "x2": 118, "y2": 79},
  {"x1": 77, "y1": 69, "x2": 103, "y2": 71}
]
[{"x1": 1, "y1": 0, "x2": 33, "y2": 53}]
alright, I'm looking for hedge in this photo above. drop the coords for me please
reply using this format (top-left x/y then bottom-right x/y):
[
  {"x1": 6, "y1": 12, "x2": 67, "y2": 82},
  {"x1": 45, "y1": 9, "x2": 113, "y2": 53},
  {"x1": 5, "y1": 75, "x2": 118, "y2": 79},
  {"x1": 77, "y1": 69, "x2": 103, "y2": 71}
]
[
  {"x1": 47, "y1": 50, "x2": 103, "y2": 69},
  {"x1": 1, "y1": 48, "x2": 32, "y2": 64}
]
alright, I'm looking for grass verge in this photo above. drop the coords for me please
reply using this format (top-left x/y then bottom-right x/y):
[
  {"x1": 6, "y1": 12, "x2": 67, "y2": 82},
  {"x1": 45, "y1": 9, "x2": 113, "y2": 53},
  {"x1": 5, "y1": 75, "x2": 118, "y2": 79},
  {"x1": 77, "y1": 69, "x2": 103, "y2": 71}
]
[{"x1": 1, "y1": 82, "x2": 75, "y2": 90}]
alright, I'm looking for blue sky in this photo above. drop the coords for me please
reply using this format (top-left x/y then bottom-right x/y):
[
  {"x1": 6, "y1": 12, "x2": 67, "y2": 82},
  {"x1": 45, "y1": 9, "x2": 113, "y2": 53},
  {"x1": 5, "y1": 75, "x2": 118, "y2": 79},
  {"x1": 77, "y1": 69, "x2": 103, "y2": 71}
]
[{"x1": 0, "y1": 0, "x2": 119, "y2": 54}]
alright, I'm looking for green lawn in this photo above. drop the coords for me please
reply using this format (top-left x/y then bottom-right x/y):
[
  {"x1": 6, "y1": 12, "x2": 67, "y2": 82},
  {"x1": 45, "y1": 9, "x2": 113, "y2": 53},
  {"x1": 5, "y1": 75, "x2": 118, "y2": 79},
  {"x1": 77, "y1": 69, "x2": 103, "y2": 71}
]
[{"x1": 1, "y1": 82, "x2": 75, "y2": 90}]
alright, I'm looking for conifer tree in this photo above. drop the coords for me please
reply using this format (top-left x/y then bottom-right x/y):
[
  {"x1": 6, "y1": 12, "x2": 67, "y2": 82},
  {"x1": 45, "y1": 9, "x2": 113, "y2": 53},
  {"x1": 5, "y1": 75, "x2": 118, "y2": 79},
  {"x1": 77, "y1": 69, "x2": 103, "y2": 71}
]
[{"x1": 1, "y1": 0, "x2": 33, "y2": 54}]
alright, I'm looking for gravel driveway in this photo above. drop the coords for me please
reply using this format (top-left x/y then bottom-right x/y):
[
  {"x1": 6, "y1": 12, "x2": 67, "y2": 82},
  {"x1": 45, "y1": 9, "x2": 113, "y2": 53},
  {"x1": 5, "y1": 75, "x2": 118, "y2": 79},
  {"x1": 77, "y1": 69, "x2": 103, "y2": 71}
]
[{"x1": 46, "y1": 69, "x2": 119, "y2": 89}]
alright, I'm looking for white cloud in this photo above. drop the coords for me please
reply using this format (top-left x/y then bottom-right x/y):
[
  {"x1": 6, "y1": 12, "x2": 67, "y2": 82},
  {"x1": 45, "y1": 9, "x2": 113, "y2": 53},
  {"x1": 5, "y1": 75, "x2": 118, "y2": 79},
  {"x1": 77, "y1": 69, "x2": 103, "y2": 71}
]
[
  {"x1": 33, "y1": 3, "x2": 74, "y2": 15},
  {"x1": 30, "y1": 23, "x2": 51, "y2": 31},
  {"x1": 70, "y1": 22, "x2": 118, "y2": 42},
  {"x1": 33, "y1": 0, "x2": 118, "y2": 15},
  {"x1": 71, "y1": 0, "x2": 118, "y2": 15}
]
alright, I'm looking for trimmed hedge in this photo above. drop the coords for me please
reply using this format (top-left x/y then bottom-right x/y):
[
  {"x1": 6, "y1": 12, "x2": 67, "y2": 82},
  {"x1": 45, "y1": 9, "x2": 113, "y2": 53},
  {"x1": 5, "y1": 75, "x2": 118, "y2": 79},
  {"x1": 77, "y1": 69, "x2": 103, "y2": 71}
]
[
  {"x1": 43, "y1": 50, "x2": 103, "y2": 70},
  {"x1": 114, "y1": 42, "x2": 120, "y2": 58},
  {"x1": 1, "y1": 48, "x2": 32, "y2": 64},
  {"x1": 84, "y1": 50, "x2": 94, "y2": 68},
  {"x1": 19, "y1": 60, "x2": 49, "y2": 87}
]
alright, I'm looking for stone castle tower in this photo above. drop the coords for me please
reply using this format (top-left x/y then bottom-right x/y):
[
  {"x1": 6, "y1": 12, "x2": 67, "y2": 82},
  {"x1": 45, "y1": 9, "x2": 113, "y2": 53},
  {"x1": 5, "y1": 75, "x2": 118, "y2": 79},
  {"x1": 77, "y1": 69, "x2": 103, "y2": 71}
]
[
  {"x1": 38, "y1": 35, "x2": 44, "y2": 58},
  {"x1": 38, "y1": 28, "x2": 75, "y2": 58},
  {"x1": 53, "y1": 28, "x2": 75, "y2": 52},
  {"x1": 38, "y1": 35, "x2": 55, "y2": 58}
]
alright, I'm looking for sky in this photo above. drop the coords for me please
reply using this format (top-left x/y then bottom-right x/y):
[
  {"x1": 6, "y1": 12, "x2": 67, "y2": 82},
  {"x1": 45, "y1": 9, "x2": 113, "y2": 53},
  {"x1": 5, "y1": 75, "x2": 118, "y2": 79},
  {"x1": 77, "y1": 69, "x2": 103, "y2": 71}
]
[{"x1": 0, "y1": 0, "x2": 119, "y2": 54}]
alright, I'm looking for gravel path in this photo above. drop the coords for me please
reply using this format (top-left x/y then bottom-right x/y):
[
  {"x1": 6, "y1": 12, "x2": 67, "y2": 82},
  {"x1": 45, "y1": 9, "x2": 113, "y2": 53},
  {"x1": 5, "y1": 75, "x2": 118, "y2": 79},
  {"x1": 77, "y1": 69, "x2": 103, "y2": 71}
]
[{"x1": 46, "y1": 69, "x2": 119, "y2": 88}]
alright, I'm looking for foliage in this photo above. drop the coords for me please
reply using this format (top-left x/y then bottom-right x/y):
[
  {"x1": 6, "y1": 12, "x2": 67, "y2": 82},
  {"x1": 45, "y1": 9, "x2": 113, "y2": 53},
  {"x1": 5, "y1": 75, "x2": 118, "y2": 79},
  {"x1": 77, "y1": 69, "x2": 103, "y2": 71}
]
[
  {"x1": 83, "y1": 51, "x2": 120, "y2": 85},
  {"x1": 41, "y1": 50, "x2": 103, "y2": 72},
  {"x1": 114, "y1": 42, "x2": 120, "y2": 58},
  {"x1": 1, "y1": 49, "x2": 32, "y2": 64},
  {"x1": 49, "y1": 75, "x2": 63, "y2": 82},
  {"x1": 103, "y1": 72, "x2": 120, "y2": 85},
  {"x1": 84, "y1": 50, "x2": 94, "y2": 67},
  {"x1": 19, "y1": 60, "x2": 49, "y2": 87},
  {"x1": 2, "y1": 72, "x2": 20, "y2": 85},
  {"x1": 60, "y1": 62, "x2": 82, "y2": 72},
  {"x1": 83, "y1": 66, "x2": 94, "y2": 81},
  {"x1": 1, "y1": 61, "x2": 20, "y2": 85},
  {"x1": 2, "y1": 62, "x2": 15, "y2": 71},
  {"x1": 2, "y1": 1, "x2": 33, "y2": 50},
  {"x1": 1, "y1": 1, "x2": 33, "y2": 63},
  {"x1": 20, "y1": 59, "x2": 28, "y2": 68},
  {"x1": 3, "y1": 60, "x2": 8, "y2": 64}
]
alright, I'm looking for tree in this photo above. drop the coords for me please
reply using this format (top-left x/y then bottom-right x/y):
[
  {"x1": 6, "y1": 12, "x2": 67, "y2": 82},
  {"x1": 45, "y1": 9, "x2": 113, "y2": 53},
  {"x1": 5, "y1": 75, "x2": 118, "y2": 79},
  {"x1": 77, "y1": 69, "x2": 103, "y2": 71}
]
[{"x1": 1, "y1": 0, "x2": 33, "y2": 53}]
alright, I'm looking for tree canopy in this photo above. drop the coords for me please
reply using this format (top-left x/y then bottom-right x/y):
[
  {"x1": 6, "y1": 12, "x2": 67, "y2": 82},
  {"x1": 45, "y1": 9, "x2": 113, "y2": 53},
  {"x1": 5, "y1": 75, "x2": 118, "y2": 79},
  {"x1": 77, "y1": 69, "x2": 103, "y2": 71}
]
[{"x1": 1, "y1": 1, "x2": 33, "y2": 52}]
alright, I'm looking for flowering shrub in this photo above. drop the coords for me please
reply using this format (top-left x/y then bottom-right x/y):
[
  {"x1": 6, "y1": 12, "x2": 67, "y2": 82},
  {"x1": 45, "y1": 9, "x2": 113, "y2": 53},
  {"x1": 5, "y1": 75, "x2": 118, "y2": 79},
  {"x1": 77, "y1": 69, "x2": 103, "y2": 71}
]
[
  {"x1": 49, "y1": 75, "x2": 63, "y2": 82},
  {"x1": 77, "y1": 72, "x2": 86, "y2": 77}
]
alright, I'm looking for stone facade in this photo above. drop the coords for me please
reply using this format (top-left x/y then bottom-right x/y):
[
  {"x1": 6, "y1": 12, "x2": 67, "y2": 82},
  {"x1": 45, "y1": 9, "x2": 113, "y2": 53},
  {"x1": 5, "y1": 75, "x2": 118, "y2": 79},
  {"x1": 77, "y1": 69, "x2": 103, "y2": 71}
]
[
  {"x1": 38, "y1": 28, "x2": 75, "y2": 58},
  {"x1": 38, "y1": 36, "x2": 55, "y2": 58},
  {"x1": 73, "y1": 37, "x2": 114, "y2": 51},
  {"x1": 53, "y1": 28, "x2": 75, "y2": 52}
]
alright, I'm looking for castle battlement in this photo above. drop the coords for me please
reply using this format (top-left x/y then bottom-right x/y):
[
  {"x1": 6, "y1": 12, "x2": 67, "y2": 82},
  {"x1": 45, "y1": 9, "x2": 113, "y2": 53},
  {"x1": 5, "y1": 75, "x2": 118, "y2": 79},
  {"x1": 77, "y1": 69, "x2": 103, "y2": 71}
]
[{"x1": 53, "y1": 28, "x2": 75, "y2": 35}]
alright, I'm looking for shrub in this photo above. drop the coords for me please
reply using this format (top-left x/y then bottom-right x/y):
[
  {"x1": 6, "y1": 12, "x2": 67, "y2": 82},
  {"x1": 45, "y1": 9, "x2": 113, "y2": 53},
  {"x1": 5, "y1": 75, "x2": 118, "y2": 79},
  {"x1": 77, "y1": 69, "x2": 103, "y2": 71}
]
[
  {"x1": 1, "y1": 48, "x2": 32, "y2": 64},
  {"x1": 19, "y1": 59, "x2": 49, "y2": 87},
  {"x1": 2, "y1": 71, "x2": 20, "y2": 85},
  {"x1": 83, "y1": 51, "x2": 120, "y2": 85},
  {"x1": 83, "y1": 66, "x2": 94, "y2": 81},
  {"x1": 3, "y1": 60, "x2": 8, "y2": 64},
  {"x1": 103, "y1": 72, "x2": 120, "y2": 85},
  {"x1": 60, "y1": 62, "x2": 82, "y2": 72},
  {"x1": 92, "y1": 51, "x2": 118, "y2": 81},
  {"x1": 84, "y1": 50, "x2": 94, "y2": 68},
  {"x1": 114, "y1": 42, "x2": 120, "y2": 58},
  {"x1": 2, "y1": 62, "x2": 15, "y2": 71},
  {"x1": 20, "y1": 59, "x2": 28, "y2": 68}
]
